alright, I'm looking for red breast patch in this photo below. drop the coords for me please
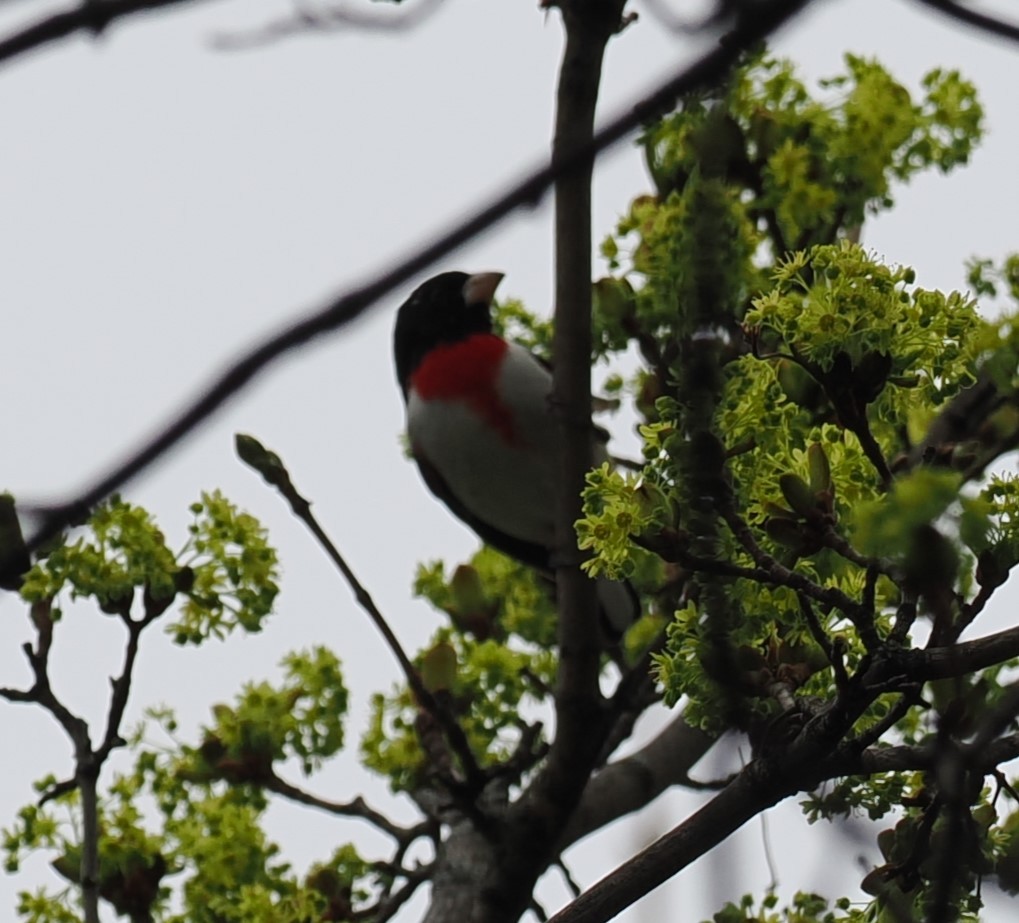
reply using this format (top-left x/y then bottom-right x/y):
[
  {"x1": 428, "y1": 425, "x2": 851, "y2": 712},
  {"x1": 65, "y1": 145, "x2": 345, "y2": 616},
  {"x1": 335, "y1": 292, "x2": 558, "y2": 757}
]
[{"x1": 410, "y1": 334, "x2": 518, "y2": 444}]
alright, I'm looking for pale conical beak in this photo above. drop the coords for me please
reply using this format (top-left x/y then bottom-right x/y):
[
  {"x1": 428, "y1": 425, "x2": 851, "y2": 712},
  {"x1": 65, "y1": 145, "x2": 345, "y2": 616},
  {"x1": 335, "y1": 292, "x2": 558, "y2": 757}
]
[{"x1": 463, "y1": 272, "x2": 505, "y2": 306}]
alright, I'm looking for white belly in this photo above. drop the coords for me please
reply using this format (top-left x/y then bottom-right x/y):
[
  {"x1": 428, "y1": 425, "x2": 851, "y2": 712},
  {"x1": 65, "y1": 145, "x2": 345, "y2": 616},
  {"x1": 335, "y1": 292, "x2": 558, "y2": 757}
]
[{"x1": 407, "y1": 344, "x2": 558, "y2": 547}]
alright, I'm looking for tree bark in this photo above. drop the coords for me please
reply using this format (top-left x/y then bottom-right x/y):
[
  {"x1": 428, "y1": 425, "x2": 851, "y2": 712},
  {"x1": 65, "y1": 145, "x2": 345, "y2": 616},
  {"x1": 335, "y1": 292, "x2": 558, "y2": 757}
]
[{"x1": 559, "y1": 714, "x2": 715, "y2": 849}]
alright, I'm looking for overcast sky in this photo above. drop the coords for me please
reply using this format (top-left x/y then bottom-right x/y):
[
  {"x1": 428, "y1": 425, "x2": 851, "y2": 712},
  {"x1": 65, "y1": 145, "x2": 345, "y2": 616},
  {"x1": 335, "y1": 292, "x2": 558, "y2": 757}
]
[{"x1": 1, "y1": 1, "x2": 1018, "y2": 920}]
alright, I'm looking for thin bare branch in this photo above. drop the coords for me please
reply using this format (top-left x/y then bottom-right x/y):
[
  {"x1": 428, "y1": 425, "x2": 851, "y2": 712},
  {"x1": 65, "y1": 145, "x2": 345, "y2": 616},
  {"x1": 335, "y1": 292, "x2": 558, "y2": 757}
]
[
  {"x1": 796, "y1": 593, "x2": 845, "y2": 688},
  {"x1": 848, "y1": 688, "x2": 925, "y2": 753},
  {"x1": 823, "y1": 527, "x2": 893, "y2": 578},
  {"x1": 212, "y1": 0, "x2": 445, "y2": 50},
  {"x1": 594, "y1": 642, "x2": 666, "y2": 769},
  {"x1": 1, "y1": 608, "x2": 99, "y2": 920},
  {"x1": 37, "y1": 775, "x2": 79, "y2": 806},
  {"x1": 555, "y1": 857, "x2": 583, "y2": 899},
  {"x1": 265, "y1": 771, "x2": 426, "y2": 842},
  {"x1": 913, "y1": 0, "x2": 1019, "y2": 43},
  {"x1": 956, "y1": 581, "x2": 995, "y2": 638},
  {"x1": 0, "y1": 0, "x2": 205, "y2": 68},
  {"x1": 95, "y1": 610, "x2": 160, "y2": 762},
  {"x1": 236, "y1": 434, "x2": 486, "y2": 792},
  {"x1": 0, "y1": 595, "x2": 164, "y2": 922},
  {"x1": 852, "y1": 419, "x2": 894, "y2": 490},
  {"x1": 367, "y1": 862, "x2": 436, "y2": 923}
]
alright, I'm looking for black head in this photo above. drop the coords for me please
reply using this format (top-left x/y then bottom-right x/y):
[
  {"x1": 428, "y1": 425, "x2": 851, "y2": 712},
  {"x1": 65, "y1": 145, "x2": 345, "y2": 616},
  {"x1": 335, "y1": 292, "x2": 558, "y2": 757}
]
[{"x1": 393, "y1": 271, "x2": 504, "y2": 396}]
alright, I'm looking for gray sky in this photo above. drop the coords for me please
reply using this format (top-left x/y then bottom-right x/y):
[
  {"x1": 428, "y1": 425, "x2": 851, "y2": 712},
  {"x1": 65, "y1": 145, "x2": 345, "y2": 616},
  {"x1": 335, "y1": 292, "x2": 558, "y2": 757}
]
[{"x1": 1, "y1": 1, "x2": 1018, "y2": 920}]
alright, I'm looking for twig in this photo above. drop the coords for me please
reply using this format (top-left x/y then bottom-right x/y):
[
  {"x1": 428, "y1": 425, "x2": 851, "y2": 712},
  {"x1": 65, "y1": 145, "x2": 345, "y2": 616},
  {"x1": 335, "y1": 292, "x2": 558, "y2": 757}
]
[
  {"x1": 236, "y1": 434, "x2": 486, "y2": 792},
  {"x1": 847, "y1": 687, "x2": 924, "y2": 754},
  {"x1": 862, "y1": 564, "x2": 879, "y2": 616},
  {"x1": 850, "y1": 420, "x2": 894, "y2": 491},
  {"x1": 38, "y1": 776, "x2": 79, "y2": 807},
  {"x1": 1, "y1": 628, "x2": 100, "y2": 923},
  {"x1": 955, "y1": 582, "x2": 995, "y2": 638},
  {"x1": 889, "y1": 593, "x2": 918, "y2": 644},
  {"x1": 367, "y1": 862, "x2": 435, "y2": 923},
  {"x1": 640, "y1": 529, "x2": 873, "y2": 626},
  {"x1": 0, "y1": 596, "x2": 158, "y2": 923},
  {"x1": 796, "y1": 593, "x2": 848, "y2": 690},
  {"x1": 824, "y1": 528, "x2": 891, "y2": 578},
  {"x1": 22, "y1": 0, "x2": 814, "y2": 557},
  {"x1": 555, "y1": 856, "x2": 583, "y2": 898},
  {"x1": 95, "y1": 610, "x2": 159, "y2": 762},
  {"x1": 212, "y1": 0, "x2": 445, "y2": 49},
  {"x1": 759, "y1": 811, "x2": 778, "y2": 892},
  {"x1": 492, "y1": 720, "x2": 550, "y2": 785},
  {"x1": 744, "y1": 169, "x2": 790, "y2": 257},
  {"x1": 0, "y1": 0, "x2": 200, "y2": 67},
  {"x1": 719, "y1": 503, "x2": 878, "y2": 644},
  {"x1": 594, "y1": 667, "x2": 660, "y2": 770},
  {"x1": 913, "y1": 0, "x2": 1019, "y2": 43},
  {"x1": 265, "y1": 771, "x2": 425, "y2": 842},
  {"x1": 991, "y1": 768, "x2": 1019, "y2": 806}
]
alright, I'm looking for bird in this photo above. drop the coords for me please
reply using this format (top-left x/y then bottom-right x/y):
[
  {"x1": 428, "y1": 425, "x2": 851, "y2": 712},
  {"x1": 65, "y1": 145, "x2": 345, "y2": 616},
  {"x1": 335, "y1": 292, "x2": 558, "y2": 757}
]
[{"x1": 393, "y1": 270, "x2": 638, "y2": 637}]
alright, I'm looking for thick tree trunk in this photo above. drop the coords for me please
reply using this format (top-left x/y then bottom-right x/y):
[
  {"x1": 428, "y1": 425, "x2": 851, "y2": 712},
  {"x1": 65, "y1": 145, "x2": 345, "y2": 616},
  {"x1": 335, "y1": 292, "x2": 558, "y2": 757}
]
[{"x1": 421, "y1": 815, "x2": 504, "y2": 923}]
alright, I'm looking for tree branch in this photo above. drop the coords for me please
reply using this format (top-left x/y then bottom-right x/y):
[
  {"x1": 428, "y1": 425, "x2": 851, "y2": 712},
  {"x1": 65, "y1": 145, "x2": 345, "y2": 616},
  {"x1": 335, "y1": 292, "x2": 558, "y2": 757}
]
[
  {"x1": 2, "y1": 604, "x2": 96, "y2": 921},
  {"x1": 558, "y1": 712, "x2": 715, "y2": 850},
  {"x1": 719, "y1": 502, "x2": 878, "y2": 644},
  {"x1": 913, "y1": 624, "x2": 1019, "y2": 680},
  {"x1": 906, "y1": 367, "x2": 1007, "y2": 469},
  {"x1": 913, "y1": 0, "x2": 1019, "y2": 43},
  {"x1": 236, "y1": 434, "x2": 486, "y2": 793},
  {"x1": 1, "y1": 594, "x2": 166, "y2": 921},
  {"x1": 548, "y1": 762, "x2": 793, "y2": 923},
  {"x1": 0, "y1": 0, "x2": 207, "y2": 68},
  {"x1": 265, "y1": 770, "x2": 428, "y2": 843},
  {"x1": 549, "y1": 714, "x2": 1019, "y2": 923},
  {"x1": 482, "y1": 7, "x2": 632, "y2": 922},
  {"x1": 95, "y1": 609, "x2": 158, "y2": 763},
  {"x1": 544, "y1": 0, "x2": 623, "y2": 814},
  {"x1": 211, "y1": 0, "x2": 445, "y2": 50},
  {"x1": 368, "y1": 861, "x2": 436, "y2": 923}
]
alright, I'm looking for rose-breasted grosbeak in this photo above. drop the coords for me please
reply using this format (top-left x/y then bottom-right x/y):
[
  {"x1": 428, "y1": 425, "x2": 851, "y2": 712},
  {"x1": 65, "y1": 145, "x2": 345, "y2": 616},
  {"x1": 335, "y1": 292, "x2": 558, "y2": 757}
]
[{"x1": 394, "y1": 270, "x2": 638, "y2": 636}]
